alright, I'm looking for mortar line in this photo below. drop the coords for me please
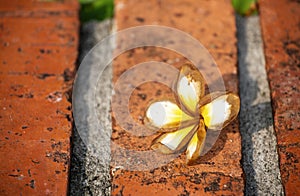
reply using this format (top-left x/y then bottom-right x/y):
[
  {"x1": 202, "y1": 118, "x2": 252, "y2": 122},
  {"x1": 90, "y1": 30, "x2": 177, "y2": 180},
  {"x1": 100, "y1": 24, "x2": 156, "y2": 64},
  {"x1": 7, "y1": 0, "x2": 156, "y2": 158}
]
[
  {"x1": 236, "y1": 14, "x2": 284, "y2": 195},
  {"x1": 70, "y1": 19, "x2": 113, "y2": 196}
]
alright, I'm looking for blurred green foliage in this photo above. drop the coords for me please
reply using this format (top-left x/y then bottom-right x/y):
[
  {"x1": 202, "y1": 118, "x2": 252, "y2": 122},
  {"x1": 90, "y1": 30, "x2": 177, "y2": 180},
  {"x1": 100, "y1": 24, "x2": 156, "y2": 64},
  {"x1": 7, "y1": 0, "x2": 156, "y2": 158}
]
[
  {"x1": 232, "y1": 0, "x2": 258, "y2": 16},
  {"x1": 79, "y1": 0, "x2": 114, "y2": 22},
  {"x1": 79, "y1": 0, "x2": 257, "y2": 22}
]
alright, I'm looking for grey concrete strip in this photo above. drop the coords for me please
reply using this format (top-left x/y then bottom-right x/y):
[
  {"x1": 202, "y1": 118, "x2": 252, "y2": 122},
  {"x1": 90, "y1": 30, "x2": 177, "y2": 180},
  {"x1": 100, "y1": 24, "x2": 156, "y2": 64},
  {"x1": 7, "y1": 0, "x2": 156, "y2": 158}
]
[
  {"x1": 236, "y1": 15, "x2": 284, "y2": 195},
  {"x1": 70, "y1": 19, "x2": 113, "y2": 196}
]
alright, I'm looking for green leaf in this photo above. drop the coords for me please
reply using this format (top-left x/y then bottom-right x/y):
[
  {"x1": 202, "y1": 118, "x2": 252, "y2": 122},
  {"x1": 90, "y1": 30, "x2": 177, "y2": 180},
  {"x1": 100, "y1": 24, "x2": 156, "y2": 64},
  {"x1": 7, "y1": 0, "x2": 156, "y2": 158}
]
[
  {"x1": 232, "y1": 0, "x2": 257, "y2": 15},
  {"x1": 79, "y1": 0, "x2": 114, "y2": 22}
]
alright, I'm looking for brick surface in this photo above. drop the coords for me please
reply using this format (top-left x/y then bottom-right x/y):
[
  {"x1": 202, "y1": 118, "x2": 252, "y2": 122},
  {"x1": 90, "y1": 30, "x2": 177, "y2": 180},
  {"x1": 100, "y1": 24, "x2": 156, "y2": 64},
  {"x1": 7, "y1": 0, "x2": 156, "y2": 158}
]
[
  {"x1": 0, "y1": 0, "x2": 79, "y2": 195},
  {"x1": 259, "y1": 0, "x2": 300, "y2": 195},
  {"x1": 0, "y1": 0, "x2": 78, "y2": 12},
  {"x1": 112, "y1": 0, "x2": 243, "y2": 195}
]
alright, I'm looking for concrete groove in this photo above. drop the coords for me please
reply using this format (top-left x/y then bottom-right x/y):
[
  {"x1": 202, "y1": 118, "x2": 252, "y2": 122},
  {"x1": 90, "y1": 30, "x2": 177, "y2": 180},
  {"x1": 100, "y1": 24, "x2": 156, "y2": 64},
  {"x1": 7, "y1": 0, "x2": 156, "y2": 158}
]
[
  {"x1": 70, "y1": 19, "x2": 113, "y2": 196},
  {"x1": 236, "y1": 15, "x2": 284, "y2": 195}
]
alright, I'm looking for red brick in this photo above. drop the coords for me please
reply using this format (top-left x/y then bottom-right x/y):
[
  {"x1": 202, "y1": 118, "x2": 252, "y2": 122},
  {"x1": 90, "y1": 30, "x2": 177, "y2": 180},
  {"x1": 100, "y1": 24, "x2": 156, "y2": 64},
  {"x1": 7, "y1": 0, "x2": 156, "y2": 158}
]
[
  {"x1": 112, "y1": 0, "x2": 243, "y2": 195},
  {"x1": 0, "y1": 45, "x2": 77, "y2": 75},
  {"x1": 0, "y1": 17, "x2": 78, "y2": 46},
  {"x1": 0, "y1": 17, "x2": 78, "y2": 75},
  {"x1": 0, "y1": 0, "x2": 79, "y2": 194},
  {"x1": 0, "y1": 98, "x2": 72, "y2": 141},
  {"x1": 0, "y1": 140, "x2": 70, "y2": 195},
  {"x1": 0, "y1": 0, "x2": 78, "y2": 12},
  {"x1": 259, "y1": 0, "x2": 300, "y2": 195}
]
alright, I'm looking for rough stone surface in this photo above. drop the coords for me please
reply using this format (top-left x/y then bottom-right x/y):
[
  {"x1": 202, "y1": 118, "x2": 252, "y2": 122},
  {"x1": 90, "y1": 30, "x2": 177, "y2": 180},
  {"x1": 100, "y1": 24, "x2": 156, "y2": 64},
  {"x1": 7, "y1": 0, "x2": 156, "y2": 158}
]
[
  {"x1": 259, "y1": 0, "x2": 300, "y2": 195},
  {"x1": 69, "y1": 19, "x2": 113, "y2": 196},
  {"x1": 112, "y1": 0, "x2": 244, "y2": 195},
  {"x1": 236, "y1": 15, "x2": 284, "y2": 195},
  {"x1": 0, "y1": 0, "x2": 79, "y2": 195}
]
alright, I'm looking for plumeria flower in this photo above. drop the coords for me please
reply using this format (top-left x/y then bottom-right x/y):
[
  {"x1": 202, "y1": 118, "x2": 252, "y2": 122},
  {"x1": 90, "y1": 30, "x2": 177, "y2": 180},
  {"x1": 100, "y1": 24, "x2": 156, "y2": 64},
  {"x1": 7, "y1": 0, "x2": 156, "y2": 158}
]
[{"x1": 145, "y1": 64, "x2": 240, "y2": 165}]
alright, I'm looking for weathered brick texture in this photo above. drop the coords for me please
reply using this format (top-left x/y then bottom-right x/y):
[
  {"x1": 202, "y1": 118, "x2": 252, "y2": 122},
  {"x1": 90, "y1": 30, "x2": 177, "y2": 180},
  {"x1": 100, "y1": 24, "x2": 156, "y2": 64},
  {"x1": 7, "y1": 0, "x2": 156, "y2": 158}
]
[
  {"x1": 0, "y1": 0, "x2": 79, "y2": 195},
  {"x1": 260, "y1": 0, "x2": 300, "y2": 195},
  {"x1": 112, "y1": 0, "x2": 244, "y2": 195}
]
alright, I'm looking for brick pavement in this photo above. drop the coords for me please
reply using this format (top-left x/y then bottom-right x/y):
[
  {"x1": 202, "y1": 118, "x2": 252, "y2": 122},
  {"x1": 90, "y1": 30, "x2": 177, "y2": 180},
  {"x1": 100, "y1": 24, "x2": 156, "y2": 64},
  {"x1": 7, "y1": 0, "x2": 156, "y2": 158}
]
[
  {"x1": 259, "y1": 0, "x2": 300, "y2": 195},
  {"x1": 112, "y1": 0, "x2": 244, "y2": 195},
  {"x1": 0, "y1": 0, "x2": 79, "y2": 195},
  {"x1": 1, "y1": 0, "x2": 299, "y2": 195}
]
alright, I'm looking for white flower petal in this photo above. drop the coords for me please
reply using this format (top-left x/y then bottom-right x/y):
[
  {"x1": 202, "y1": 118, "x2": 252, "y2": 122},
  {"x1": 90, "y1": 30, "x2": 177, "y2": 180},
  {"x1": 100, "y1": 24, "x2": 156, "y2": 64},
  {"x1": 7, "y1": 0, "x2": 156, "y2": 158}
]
[
  {"x1": 151, "y1": 125, "x2": 197, "y2": 154},
  {"x1": 186, "y1": 120, "x2": 206, "y2": 164},
  {"x1": 145, "y1": 101, "x2": 193, "y2": 129},
  {"x1": 200, "y1": 93, "x2": 240, "y2": 130},
  {"x1": 176, "y1": 64, "x2": 205, "y2": 114}
]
